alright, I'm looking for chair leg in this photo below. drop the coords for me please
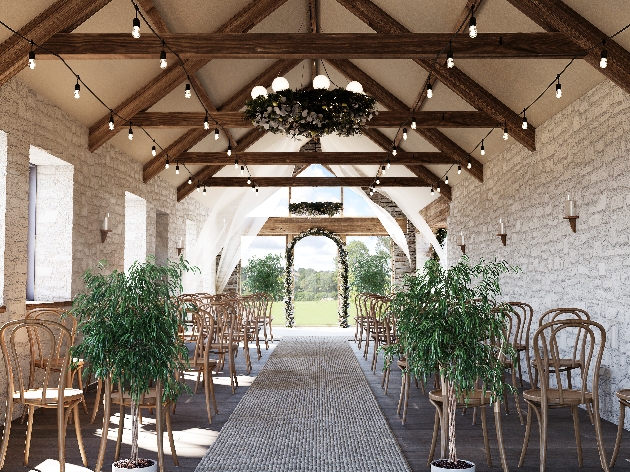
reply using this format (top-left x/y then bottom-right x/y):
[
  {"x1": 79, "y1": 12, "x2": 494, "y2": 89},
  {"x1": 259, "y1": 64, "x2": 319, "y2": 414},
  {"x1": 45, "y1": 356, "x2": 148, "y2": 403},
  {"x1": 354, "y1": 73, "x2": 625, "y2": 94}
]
[
  {"x1": 519, "y1": 403, "x2": 534, "y2": 467},
  {"x1": 115, "y1": 403, "x2": 125, "y2": 461},
  {"x1": 402, "y1": 373, "x2": 410, "y2": 424},
  {"x1": 77, "y1": 368, "x2": 88, "y2": 414},
  {"x1": 91, "y1": 378, "x2": 102, "y2": 424},
  {"x1": 571, "y1": 404, "x2": 583, "y2": 467},
  {"x1": 610, "y1": 401, "x2": 625, "y2": 467},
  {"x1": 480, "y1": 405, "x2": 492, "y2": 467},
  {"x1": 74, "y1": 403, "x2": 88, "y2": 467},
  {"x1": 0, "y1": 399, "x2": 13, "y2": 470},
  {"x1": 58, "y1": 404, "x2": 67, "y2": 472},
  {"x1": 24, "y1": 405, "x2": 35, "y2": 465},
  {"x1": 397, "y1": 373, "x2": 405, "y2": 416},
  {"x1": 493, "y1": 402, "x2": 509, "y2": 472},
  {"x1": 204, "y1": 366, "x2": 213, "y2": 424},
  {"x1": 592, "y1": 400, "x2": 611, "y2": 472},
  {"x1": 95, "y1": 378, "x2": 111, "y2": 472},
  {"x1": 165, "y1": 405, "x2": 178, "y2": 466},
  {"x1": 540, "y1": 402, "x2": 548, "y2": 472},
  {"x1": 428, "y1": 408, "x2": 440, "y2": 465}
]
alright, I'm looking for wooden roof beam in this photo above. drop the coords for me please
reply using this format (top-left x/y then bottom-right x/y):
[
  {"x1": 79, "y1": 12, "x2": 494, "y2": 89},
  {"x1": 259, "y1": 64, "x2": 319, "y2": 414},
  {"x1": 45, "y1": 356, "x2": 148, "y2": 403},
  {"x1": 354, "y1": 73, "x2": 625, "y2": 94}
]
[
  {"x1": 177, "y1": 151, "x2": 454, "y2": 166},
  {"x1": 88, "y1": 0, "x2": 291, "y2": 152},
  {"x1": 201, "y1": 177, "x2": 428, "y2": 187},
  {"x1": 505, "y1": 0, "x2": 630, "y2": 95},
  {"x1": 335, "y1": 0, "x2": 536, "y2": 152},
  {"x1": 0, "y1": 0, "x2": 112, "y2": 87}
]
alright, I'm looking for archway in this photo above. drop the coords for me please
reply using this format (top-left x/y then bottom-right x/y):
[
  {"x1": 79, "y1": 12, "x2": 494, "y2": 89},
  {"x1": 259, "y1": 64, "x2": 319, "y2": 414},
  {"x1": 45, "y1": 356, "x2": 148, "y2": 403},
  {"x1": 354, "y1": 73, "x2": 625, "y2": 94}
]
[{"x1": 285, "y1": 228, "x2": 349, "y2": 328}]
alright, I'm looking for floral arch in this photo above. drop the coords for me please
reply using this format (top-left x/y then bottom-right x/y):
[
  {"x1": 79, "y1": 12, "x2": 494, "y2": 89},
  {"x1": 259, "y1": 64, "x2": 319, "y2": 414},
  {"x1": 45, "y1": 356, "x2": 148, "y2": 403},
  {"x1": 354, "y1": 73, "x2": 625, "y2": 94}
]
[{"x1": 284, "y1": 228, "x2": 349, "y2": 328}]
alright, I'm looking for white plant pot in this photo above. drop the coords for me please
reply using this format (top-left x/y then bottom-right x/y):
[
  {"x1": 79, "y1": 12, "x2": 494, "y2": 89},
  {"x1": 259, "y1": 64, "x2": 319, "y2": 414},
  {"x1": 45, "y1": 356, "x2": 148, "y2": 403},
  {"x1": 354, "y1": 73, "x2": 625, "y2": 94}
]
[
  {"x1": 112, "y1": 459, "x2": 157, "y2": 472},
  {"x1": 431, "y1": 459, "x2": 475, "y2": 472}
]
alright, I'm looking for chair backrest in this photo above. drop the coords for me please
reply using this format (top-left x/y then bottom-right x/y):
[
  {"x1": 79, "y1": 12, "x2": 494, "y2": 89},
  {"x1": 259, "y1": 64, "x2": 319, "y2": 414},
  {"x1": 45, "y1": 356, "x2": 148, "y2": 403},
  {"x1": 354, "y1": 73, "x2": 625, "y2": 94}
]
[
  {"x1": 538, "y1": 308, "x2": 590, "y2": 368},
  {"x1": 532, "y1": 319, "x2": 605, "y2": 405},
  {"x1": 25, "y1": 308, "x2": 75, "y2": 366},
  {"x1": 0, "y1": 319, "x2": 71, "y2": 402}
]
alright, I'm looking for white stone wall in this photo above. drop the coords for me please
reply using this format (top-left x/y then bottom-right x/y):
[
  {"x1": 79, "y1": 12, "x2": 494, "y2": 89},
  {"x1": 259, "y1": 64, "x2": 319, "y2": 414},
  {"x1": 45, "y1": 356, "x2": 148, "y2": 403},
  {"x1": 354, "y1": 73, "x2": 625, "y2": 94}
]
[
  {"x1": 124, "y1": 192, "x2": 147, "y2": 272},
  {"x1": 0, "y1": 131, "x2": 7, "y2": 306},
  {"x1": 447, "y1": 79, "x2": 630, "y2": 427}
]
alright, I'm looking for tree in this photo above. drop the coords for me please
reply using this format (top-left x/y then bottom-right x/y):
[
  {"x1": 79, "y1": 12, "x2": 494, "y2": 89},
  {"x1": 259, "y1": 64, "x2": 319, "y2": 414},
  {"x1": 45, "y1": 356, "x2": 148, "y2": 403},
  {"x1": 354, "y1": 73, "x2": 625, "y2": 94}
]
[
  {"x1": 242, "y1": 254, "x2": 284, "y2": 301},
  {"x1": 346, "y1": 239, "x2": 391, "y2": 296}
]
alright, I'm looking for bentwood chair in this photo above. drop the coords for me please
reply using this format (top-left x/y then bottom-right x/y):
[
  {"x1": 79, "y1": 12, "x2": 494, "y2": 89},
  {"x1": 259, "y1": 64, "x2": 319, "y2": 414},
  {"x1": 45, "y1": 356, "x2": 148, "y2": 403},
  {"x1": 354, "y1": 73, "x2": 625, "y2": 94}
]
[
  {"x1": 0, "y1": 319, "x2": 87, "y2": 471},
  {"x1": 202, "y1": 301, "x2": 239, "y2": 394},
  {"x1": 500, "y1": 304, "x2": 525, "y2": 424},
  {"x1": 519, "y1": 319, "x2": 609, "y2": 472},
  {"x1": 95, "y1": 377, "x2": 177, "y2": 472},
  {"x1": 610, "y1": 389, "x2": 630, "y2": 467},
  {"x1": 507, "y1": 302, "x2": 534, "y2": 387},
  {"x1": 396, "y1": 356, "x2": 425, "y2": 425}
]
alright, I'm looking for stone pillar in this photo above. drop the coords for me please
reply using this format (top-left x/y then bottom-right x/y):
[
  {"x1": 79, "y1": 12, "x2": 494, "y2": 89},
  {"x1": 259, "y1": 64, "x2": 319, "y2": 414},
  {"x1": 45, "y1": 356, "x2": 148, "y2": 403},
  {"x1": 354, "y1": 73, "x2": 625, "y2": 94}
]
[{"x1": 224, "y1": 261, "x2": 241, "y2": 293}]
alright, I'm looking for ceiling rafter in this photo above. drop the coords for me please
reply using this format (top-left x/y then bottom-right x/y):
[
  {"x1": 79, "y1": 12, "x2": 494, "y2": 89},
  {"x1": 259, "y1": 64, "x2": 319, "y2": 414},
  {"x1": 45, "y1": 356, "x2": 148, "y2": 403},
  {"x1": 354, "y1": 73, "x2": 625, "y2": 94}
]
[
  {"x1": 335, "y1": 0, "x2": 537, "y2": 152},
  {"x1": 135, "y1": 0, "x2": 170, "y2": 34},
  {"x1": 130, "y1": 110, "x2": 498, "y2": 129},
  {"x1": 177, "y1": 128, "x2": 267, "y2": 201},
  {"x1": 328, "y1": 58, "x2": 483, "y2": 182},
  {"x1": 176, "y1": 151, "x2": 454, "y2": 166},
  {"x1": 0, "y1": 0, "x2": 112, "y2": 87},
  {"x1": 505, "y1": 0, "x2": 630, "y2": 95},
  {"x1": 88, "y1": 0, "x2": 291, "y2": 152},
  {"x1": 143, "y1": 59, "x2": 301, "y2": 183},
  {"x1": 201, "y1": 177, "x2": 427, "y2": 187}
]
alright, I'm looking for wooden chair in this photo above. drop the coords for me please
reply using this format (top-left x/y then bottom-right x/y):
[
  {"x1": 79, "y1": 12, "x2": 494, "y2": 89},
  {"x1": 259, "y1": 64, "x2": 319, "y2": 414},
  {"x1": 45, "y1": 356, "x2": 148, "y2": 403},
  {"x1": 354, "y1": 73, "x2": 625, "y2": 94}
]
[
  {"x1": 0, "y1": 319, "x2": 87, "y2": 471},
  {"x1": 519, "y1": 319, "x2": 609, "y2": 472},
  {"x1": 202, "y1": 301, "x2": 239, "y2": 394},
  {"x1": 396, "y1": 357, "x2": 425, "y2": 425},
  {"x1": 95, "y1": 377, "x2": 177, "y2": 472},
  {"x1": 25, "y1": 308, "x2": 88, "y2": 414},
  {"x1": 500, "y1": 305, "x2": 525, "y2": 424},
  {"x1": 369, "y1": 295, "x2": 391, "y2": 372},
  {"x1": 609, "y1": 389, "x2": 630, "y2": 467},
  {"x1": 507, "y1": 302, "x2": 534, "y2": 387}
]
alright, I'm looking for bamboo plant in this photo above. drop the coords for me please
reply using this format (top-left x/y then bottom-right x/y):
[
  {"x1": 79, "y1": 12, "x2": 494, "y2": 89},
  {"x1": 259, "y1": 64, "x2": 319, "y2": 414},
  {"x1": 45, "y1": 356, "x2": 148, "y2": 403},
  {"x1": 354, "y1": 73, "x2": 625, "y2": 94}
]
[
  {"x1": 71, "y1": 257, "x2": 195, "y2": 466},
  {"x1": 385, "y1": 257, "x2": 519, "y2": 467}
]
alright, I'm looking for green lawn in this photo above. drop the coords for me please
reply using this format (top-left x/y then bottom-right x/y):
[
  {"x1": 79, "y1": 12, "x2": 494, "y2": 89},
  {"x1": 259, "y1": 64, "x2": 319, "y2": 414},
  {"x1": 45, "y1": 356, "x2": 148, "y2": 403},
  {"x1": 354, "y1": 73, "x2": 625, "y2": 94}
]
[{"x1": 270, "y1": 300, "x2": 356, "y2": 326}]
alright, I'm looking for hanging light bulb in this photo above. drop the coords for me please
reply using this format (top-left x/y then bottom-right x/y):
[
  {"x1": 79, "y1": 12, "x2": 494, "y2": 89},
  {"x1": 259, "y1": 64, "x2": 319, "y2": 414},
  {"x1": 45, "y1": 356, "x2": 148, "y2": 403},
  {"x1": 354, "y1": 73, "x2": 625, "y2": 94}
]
[
  {"x1": 251, "y1": 182, "x2": 256, "y2": 192},
  {"x1": 247, "y1": 178, "x2": 251, "y2": 185},
  {"x1": 184, "y1": 83, "x2": 191, "y2": 99},
  {"x1": 555, "y1": 76, "x2": 562, "y2": 98},
  {"x1": 227, "y1": 144, "x2": 232, "y2": 157},
  {"x1": 392, "y1": 146, "x2": 397, "y2": 156},
  {"x1": 480, "y1": 139, "x2": 485, "y2": 155},
  {"x1": 74, "y1": 78, "x2": 80, "y2": 99},
  {"x1": 376, "y1": 178, "x2": 380, "y2": 185},
  {"x1": 204, "y1": 114, "x2": 210, "y2": 130},
  {"x1": 188, "y1": 177, "x2": 192, "y2": 185},
  {"x1": 175, "y1": 163, "x2": 179, "y2": 174},
  {"x1": 386, "y1": 159, "x2": 391, "y2": 169},
  {"x1": 165, "y1": 158, "x2": 170, "y2": 169},
  {"x1": 272, "y1": 76, "x2": 290, "y2": 92},
  {"x1": 160, "y1": 48, "x2": 167, "y2": 69},
  {"x1": 251, "y1": 86, "x2": 268, "y2": 99},
  {"x1": 437, "y1": 182, "x2": 441, "y2": 193},
  {"x1": 151, "y1": 145, "x2": 156, "y2": 157},
  {"x1": 234, "y1": 159, "x2": 238, "y2": 169},
  {"x1": 203, "y1": 185, "x2": 207, "y2": 195},
  {"x1": 128, "y1": 126, "x2": 133, "y2": 140},
  {"x1": 457, "y1": 165, "x2": 462, "y2": 175},
  {"x1": 312, "y1": 75, "x2": 330, "y2": 90},
  {"x1": 255, "y1": 187, "x2": 259, "y2": 194},
  {"x1": 402, "y1": 128, "x2": 408, "y2": 140},
  {"x1": 467, "y1": 156, "x2": 472, "y2": 169},
  {"x1": 430, "y1": 187, "x2": 434, "y2": 196},
  {"x1": 522, "y1": 110, "x2": 528, "y2": 130},
  {"x1": 468, "y1": 12, "x2": 477, "y2": 38},
  {"x1": 426, "y1": 83, "x2": 433, "y2": 98},
  {"x1": 600, "y1": 48, "x2": 608, "y2": 69},
  {"x1": 503, "y1": 126, "x2": 509, "y2": 141},
  {"x1": 447, "y1": 41, "x2": 454, "y2": 68},
  {"x1": 214, "y1": 128, "x2": 220, "y2": 140},
  {"x1": 369, "y1": 187, "x2": 374, "y2": 196},
  {"x1": 132, "y1": 11, "x2": 140, "y2": 39},
  {"x1": 240, "y1": 165, "x2": 244, "y2": 175},
  {"x1": 196, "y1": 181, "x2": 200, "y2": 192},
  {"x1": 411, "y1": 117, "x2": 417, "y2": 130},
  {"x1": 109, "y1": 113, "x2": 115, "y2": 131},
  {"x1": 381, "y1": 165, "x2": 386, "y2": 175},
  {"x1": 28, "y1": 50, "x2": 36, "y2": 69},
  {"x1": 445, "y1": 175, "x2": 449, "y2": 185}
]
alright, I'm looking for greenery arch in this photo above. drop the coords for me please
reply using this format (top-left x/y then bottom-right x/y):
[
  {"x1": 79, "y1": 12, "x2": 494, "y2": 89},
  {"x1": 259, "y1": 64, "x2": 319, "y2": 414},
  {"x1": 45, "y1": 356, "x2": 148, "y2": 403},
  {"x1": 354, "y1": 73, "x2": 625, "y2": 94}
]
[{"x1": 285, "y1": 228, "x2": 349, "y2": 328}]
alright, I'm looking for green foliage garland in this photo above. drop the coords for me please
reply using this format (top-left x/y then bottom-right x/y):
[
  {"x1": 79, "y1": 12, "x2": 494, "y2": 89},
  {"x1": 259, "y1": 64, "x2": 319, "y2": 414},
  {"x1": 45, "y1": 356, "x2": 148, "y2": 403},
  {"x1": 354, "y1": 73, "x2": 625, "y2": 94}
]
[
  {"x1": 245, "y1": 89, "x2": 377, "y2": 139},
  {"x1": 285, "y1": 228, "x2": 349, "y2": 328},
  {"x1": 289, "y1": 201, "x2": 343, "y2": 218}
]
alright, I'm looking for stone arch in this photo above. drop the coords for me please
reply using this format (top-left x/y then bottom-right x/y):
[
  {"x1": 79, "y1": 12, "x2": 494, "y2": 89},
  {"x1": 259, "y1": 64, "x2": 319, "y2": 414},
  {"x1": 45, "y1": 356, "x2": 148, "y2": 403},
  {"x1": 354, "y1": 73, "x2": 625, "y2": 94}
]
[{"x1": 284, "y1": 228, "x2": 349, "y2": 328}]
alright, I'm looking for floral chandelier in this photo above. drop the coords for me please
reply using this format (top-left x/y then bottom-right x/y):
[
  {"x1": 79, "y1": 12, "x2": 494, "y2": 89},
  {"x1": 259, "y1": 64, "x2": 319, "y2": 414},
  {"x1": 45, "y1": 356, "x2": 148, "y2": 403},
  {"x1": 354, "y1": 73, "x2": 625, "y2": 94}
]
[{"x1": 245, "y1": 75, "x2": 377, "y2": 139}]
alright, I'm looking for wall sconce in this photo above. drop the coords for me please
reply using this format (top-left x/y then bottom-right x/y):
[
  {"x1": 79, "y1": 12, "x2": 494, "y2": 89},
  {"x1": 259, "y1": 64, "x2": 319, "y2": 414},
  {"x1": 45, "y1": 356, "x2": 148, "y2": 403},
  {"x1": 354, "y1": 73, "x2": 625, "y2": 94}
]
[
  {"x1": 457, "y1": 231, "x2": 466, "y2": 254},
  {"x1": 563, "y1": 194, "x2": 579, "y2": 232},
  {"x1": 100, "y1": 213, "x2": 112, "y2": 243},
  {"x1": 497, "y1": 218, "x2": 507, "y2": 246},
  {"x1": 176, "y1": 237, "x2": 185, "y2": 256}
]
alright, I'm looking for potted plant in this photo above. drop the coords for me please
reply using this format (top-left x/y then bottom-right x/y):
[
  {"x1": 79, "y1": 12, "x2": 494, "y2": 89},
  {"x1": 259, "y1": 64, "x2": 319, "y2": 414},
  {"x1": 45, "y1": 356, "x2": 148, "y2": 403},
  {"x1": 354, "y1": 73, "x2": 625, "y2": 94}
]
[
  {"x1": 71, "y1": 257, "x2": 195, "y2": 470},
  {"x1": 385, "y1": 257, "x2": 519, "y2": 471}
]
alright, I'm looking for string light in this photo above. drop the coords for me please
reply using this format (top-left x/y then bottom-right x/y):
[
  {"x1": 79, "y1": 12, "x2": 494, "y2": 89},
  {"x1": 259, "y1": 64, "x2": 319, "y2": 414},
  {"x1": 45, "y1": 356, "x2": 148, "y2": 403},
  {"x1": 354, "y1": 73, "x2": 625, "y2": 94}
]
[
  {"x1": 426, "y1": 83, "x2": 432, "y2": 98},
  {"x1": 240, "y1": 165, "x2": 244, "y2": 175},
  {"x1": 430, "y1": 187, "x2": 434, "y2": 196},
  {"x1": 411, "y1": 117, "x2": 417, "y2": 130},
  {"x1": 151, "y1": 145, "x2": 156, "y2": 156},
  {"x1": 214, "y1": 128, "x2": 220, "y2": 140},
  {"x1": 503, "y1": 125, "x2": 509, "y2": 141},
  {"x1": 196, "y1": 181, "x2": 200, "y2": 192},
  {"x1": 128, "y1": 125, "x2": 133, "y2": 140},
  {"x1": 381, "y1": 164, "x2": 386, "y2": 175},
  {"x1": 467, "y1": 156, "x2": 472, "y2": 169},
  {"x1": 203, "y1": 114, "x2": 209, "y2": 130},
  {"x1": 251, "y1": 182, "x2": 256, "y2": 192},
  {"x1": 203, "y1": 185, "x2": 207, "y2": 195},
  {"x1": 28, "y1": 50, "x2": 35, "y2": 69},
  {"x1": 457, "y1": 165, "x2": 462, "y2": 174},
  {"x1": 132, "y1": 7, "x2": 141, "y2": 38},
  {"x1": 247, "y1": 178, "x2": 252, "y2": 185},
  {"x1": 109, "y1": 113, "x2": 115, "y2": 131},
  {"x1": 437, "y1": 181, "x2": 441, "y2": 193},
  {"x1": 469, "y1": 6, "x2": 477, "y2": 38},
  {"x1": 555, "y1": 75, "x2": 562, "y2": 98},
  {"x1": 188, "y1": 177, "x2": 192, "y2": 185},
  {"x1": 227, "y1": 144, "x2": 232, "y2": 157},
  {"x1": 175, "y1": 162, "x2": 179, "y2": 174},
  {"x1": 522, "y1": 109, "x2": 528, "y2": 130},
  {"x1": 255, "y1": 187, "x2": 259, "y2": 194},
  {"x1": 600, "y1": 41, "x2": 608, "y2": 68},
  {"x1": 447, "y1": 41, "x2": 454, "y2": 68},
  {"x1": 165, "y1": 158, "x2": 169, "y2": 169},
  {"x1": 480, "y1": 139, "x2": 485, "y2": 155},
  {"x1": 402, "y1": 128, "x2": 408, "y2": 140},
  {"x1": 386, "y1": 159, "x2": 391, "y2": 169},
  {"x1": 445, "y1": 175, "x2": 449, "y2": 185},
  {"x1": 184, "y1": 83, "x2": 191, "y2": 99},
  {"x1": 234, "y1": 159, "x2": 238, "y2": 169},
  {"x1": 392, "y1": 145, "x2": 397, "y2": 156},
  {"x1": 376, "y1": 178, "x2": 380, "y2": 185},
  {"x1": 160, "y1": 44, "x2": 167, "y2": 69},
  {"x1": 74, "y1": 78, "x2": 80, "y2": 99}
]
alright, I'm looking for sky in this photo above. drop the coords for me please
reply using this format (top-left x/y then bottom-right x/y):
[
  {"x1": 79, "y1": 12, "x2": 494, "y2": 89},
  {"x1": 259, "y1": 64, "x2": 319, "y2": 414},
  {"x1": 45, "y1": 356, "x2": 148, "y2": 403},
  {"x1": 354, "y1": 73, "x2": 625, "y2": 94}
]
[{"x1": 241, "y1": 165, "x2": 382, "y2": 271}]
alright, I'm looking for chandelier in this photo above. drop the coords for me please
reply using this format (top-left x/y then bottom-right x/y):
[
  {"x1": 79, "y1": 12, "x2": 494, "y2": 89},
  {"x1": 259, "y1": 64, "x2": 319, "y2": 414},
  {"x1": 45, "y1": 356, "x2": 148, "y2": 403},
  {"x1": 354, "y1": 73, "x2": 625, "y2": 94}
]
[{"x1": 245, "y1": 75, "x2": 377, "y2": 139}]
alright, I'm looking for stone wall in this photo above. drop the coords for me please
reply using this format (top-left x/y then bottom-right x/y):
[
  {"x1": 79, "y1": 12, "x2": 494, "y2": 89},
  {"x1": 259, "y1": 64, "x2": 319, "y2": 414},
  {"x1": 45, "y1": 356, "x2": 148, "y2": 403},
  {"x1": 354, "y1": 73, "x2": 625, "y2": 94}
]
[{"x1": 447, "y1": 79, "x2": 630, "y2": 427}]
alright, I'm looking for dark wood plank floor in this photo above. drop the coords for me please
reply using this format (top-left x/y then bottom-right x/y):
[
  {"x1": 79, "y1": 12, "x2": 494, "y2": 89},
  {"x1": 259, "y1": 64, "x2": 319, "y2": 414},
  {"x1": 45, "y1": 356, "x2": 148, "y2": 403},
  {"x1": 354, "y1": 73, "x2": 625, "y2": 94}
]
[{"x1": 1, "y1": 332, "x2": 628, "y2": 471}]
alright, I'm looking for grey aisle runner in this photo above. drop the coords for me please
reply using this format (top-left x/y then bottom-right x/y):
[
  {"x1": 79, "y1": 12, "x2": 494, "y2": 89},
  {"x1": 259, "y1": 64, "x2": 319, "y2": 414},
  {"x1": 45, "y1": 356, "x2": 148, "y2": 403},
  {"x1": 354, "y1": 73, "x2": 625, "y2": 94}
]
[{"x1": 195, "y1": 336, "x2": 411, "y2": 472}]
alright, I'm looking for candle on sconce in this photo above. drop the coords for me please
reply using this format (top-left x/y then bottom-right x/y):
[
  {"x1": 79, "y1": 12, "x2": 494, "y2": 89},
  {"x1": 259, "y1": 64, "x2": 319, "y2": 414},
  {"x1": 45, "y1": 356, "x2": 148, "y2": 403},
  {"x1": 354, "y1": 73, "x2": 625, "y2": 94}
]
[
  {"x1": 102, "y1": 213, "x2": 110, "y2": 231},
  {"x1": 498, "y1": 218, "x2": 505, "y2": 235},
  {"x1": 457, "y1": 231, "x2": 464, "y2": 246},
  {"x1": 177, "y1": 237, "x2": 184, "y2": 249},
  {"x1": 565, "y1": 194, "x2": 575, "y2": 217}
]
